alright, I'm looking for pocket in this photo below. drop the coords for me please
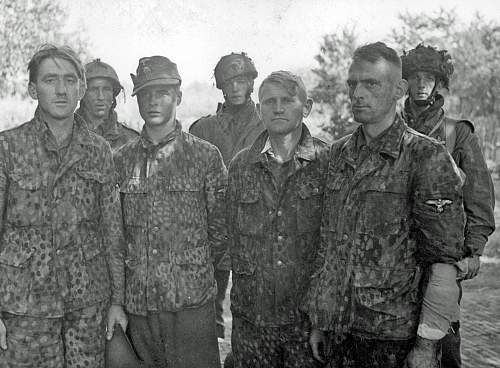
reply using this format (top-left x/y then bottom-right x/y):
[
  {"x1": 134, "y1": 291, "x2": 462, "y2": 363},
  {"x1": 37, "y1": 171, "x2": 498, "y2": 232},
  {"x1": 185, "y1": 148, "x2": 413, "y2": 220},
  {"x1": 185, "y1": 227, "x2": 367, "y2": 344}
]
[
  {"x1": 359, "y1": 173, "x2": 409, "y2": 235},
  {"x1": 120, "y1": 177, "x2": 148, "y2": 226},
  {"x1": 324, "y1": 173, "x2": 345, "y2": 231},
  {"x1": 237, "y1": 188, "x2": 263, "y2": 236},
  {"x1": 8, "y1": 170, "x2": 44, "y2": 225},
  {"x1": 297, "y1": 179, "x2": 324, "y2": 233}
]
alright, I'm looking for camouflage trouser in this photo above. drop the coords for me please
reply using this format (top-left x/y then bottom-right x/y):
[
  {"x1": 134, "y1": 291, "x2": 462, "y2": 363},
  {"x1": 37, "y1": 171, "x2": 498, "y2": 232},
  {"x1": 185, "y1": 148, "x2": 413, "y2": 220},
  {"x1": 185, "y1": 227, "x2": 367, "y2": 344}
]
[
  {"x1": 326, "y1": 333, "x2": 414, "y2": 368},
  {"x1": 231, "y1": 317, "x2": 320, "y2": 368},
  {"x1": 0, "y1": 303, "x2": 107, "y2": 368}
]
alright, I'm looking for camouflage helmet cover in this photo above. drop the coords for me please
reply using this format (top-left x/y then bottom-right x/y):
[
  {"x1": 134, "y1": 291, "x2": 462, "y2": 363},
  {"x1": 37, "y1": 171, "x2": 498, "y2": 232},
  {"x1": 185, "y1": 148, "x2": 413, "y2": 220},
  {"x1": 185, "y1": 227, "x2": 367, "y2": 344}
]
[
  {"x1": 214, "y1": 52, "x2": 258, "y2": 89},
  {"x1": 85, "y1": 59, "x2": 123, "y2": 96},
  {"x1": 401, "y1": 44, "x2": 454, "y2": 89}
]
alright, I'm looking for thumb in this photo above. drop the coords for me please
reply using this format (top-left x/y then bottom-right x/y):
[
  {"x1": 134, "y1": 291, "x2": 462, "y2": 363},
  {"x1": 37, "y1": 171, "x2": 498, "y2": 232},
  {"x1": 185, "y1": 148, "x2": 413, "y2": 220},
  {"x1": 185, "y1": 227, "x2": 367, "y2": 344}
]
[
  {"x1": 0, "y1": 320, "x2": 7, "y2": 350},
  {"x1": 106, "y1": 319, "x2": 115, "y2": 341}
]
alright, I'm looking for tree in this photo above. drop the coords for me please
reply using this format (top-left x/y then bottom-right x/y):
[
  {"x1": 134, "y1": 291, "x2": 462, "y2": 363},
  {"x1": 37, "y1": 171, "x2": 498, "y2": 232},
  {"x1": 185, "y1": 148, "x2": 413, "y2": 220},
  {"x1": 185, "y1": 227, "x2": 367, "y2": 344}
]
[
  {"x1": 310, "y1": 27, "x2": 358, "y2": 140},
  {"x1": 0, "y1": 0, "x2": 91, "y2": 98}
]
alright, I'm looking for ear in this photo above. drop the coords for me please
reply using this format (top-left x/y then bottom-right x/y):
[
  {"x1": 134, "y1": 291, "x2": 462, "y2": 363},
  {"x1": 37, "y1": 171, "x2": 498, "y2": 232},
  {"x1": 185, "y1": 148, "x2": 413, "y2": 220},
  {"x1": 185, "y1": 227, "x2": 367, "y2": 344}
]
[
  {"x1": 302, "y1": 98, "x2": 313, "y2": 118},
  {"x1": 28, "y1": 82, "x2": 38, "y2": 100},
  {"x1": 78, "y1": 81, "x2": 87, "y2": 101},
  {"x1": 176, "y1": 90, "x2": 182, "y2": 106},
  {"x1": 395, "y1": 79, "x2": 408, "y2": 101}
]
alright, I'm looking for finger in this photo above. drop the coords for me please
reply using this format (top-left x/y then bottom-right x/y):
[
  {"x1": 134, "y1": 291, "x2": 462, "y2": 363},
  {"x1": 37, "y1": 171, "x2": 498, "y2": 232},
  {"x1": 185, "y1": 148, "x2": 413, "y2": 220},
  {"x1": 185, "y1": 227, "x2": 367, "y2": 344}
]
[
  {"x1": 119, "y1": 317, "x2": 128, "y2": 333},
  {"x1": 0, "y1": 330, "x2": 7, "y2": 350},
  {"x1": 311, "y1": 342, "x2": 325, "y2": 363},
  {"x1": 106, "y1": 320, "x2": 115, "y2": 341}
]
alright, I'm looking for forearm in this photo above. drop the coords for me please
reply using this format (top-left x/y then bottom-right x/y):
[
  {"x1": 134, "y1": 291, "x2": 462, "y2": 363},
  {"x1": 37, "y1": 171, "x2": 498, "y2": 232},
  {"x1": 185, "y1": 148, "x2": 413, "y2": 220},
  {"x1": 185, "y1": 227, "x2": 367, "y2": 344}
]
[{"x1": 418, "y1": 263, "x2": 459, "y2": 339}]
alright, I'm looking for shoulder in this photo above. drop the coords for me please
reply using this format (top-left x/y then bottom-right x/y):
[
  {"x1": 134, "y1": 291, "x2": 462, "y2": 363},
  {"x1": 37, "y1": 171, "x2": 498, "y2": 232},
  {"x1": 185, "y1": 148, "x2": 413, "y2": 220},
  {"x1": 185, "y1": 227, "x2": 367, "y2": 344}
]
[
  {"x1": 312, "y1": 136, "x2": 331, "y2": 159},
  {"x1": 0, "y1": 119, "x2": 33, "y2": 141},
  {"x1": 329, "y1": 134, "x2": 351, "y2": 156},
  {"x1": 188, "y1": 114, "x2": 218, "y2": 135},
  {"x1": 182, "y1": 131, "x2": 224, "y2": 160},
  {"x1": 118, "y1": 122, "x2": 140, "y2": 137},
  {"x1": 228, "y1": 147, "x2": 252, "y2": 173}
]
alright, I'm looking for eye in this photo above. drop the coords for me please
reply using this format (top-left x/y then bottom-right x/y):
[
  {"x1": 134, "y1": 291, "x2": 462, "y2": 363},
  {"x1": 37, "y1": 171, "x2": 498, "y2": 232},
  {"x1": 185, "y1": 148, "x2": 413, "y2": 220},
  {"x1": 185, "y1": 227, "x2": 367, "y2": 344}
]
[
  {"x1": 66, "y1": 77, "x2": 77, "y2": 84},
  {"x1": 347, "y1": 81, "x2": 356, "y2": 89}
]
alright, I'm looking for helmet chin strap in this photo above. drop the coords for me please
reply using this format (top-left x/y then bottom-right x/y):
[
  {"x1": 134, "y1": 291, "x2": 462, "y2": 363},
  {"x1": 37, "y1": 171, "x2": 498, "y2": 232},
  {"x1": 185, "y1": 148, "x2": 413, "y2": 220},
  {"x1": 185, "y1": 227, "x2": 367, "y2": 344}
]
[{"x1": 413, "y1": 81, "x2": 439, "y2": 107}]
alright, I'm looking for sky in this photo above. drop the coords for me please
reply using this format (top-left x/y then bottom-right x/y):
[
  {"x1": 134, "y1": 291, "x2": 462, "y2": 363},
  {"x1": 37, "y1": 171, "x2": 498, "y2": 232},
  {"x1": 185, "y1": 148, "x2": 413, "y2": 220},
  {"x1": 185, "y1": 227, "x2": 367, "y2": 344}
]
[{"x1": 65, "y1": 0, "x2": 500, "y2": 87}]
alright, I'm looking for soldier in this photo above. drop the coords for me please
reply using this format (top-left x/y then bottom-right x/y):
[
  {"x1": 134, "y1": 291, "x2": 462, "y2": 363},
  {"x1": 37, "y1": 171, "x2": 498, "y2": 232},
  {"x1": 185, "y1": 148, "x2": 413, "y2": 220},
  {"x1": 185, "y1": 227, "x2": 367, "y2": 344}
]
[
  {"x1": 189, "y1": 52, "x2": 264, "y2": 346},
  {"x1": 401, "y1": 44, "x2": 495, "y2": 368},
  {"x1": 227, "y1": 71, "x2": 328, "y2": 368},
  {"x1": 114, "y1": 56, "x2": 227, "y2": 368},
  {"x1": 0, "y1": 44, "x2": 126, "y2": 367},
  {"x1": 77, "y1": 59, "x2": 139, "y2": 152},
  {"x1": 304, "y1": 42, "x2": 466, "y2": 368}
]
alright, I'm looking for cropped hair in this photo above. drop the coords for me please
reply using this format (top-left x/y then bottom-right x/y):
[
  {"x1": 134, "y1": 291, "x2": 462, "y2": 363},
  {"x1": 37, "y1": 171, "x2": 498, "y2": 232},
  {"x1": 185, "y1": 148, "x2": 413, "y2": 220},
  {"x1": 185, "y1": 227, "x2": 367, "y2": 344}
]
[
  {"x1": 28, "y1": 44, "x2": 86, "y2": 86},
  {"x1": 353, "y1": 42, "x2": 402, "y2": 71},
  {"x1": 258, "y1": 70, "x2": 307, "y2": 103}
]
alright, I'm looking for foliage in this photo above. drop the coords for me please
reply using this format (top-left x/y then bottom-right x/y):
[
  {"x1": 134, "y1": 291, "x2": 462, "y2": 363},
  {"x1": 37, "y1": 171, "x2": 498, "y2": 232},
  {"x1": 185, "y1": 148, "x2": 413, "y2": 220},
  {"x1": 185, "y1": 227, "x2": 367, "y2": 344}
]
[{"x1": 0, "y1": 0, "x2": 91, "y2": 98}]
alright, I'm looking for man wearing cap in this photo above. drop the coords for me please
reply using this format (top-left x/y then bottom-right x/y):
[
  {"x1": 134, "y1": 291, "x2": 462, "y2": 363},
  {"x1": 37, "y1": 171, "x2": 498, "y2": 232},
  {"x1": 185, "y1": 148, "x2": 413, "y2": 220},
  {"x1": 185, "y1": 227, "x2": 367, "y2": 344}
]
[
  {"x1": 114, "y1": 55, "x2": 227, "y2": 368},
  {"x1": 0, "y1": 44, "x2": 126, "y2": 367},
  {"x1": 401, "y1": 44, "x2": 495, "y2": 368},
  {"x1": 77, "y1": 59, "x2": 139, "y2": 152},
  {"x1": 304, "y1": 42, "x2": 466, "y2": 368},
  {"x1": 189, "y1": 52, "x2": 264, "y2": 345},
  {"x1": 226, "y1": 70, "x2": 328, "y2": 367}
]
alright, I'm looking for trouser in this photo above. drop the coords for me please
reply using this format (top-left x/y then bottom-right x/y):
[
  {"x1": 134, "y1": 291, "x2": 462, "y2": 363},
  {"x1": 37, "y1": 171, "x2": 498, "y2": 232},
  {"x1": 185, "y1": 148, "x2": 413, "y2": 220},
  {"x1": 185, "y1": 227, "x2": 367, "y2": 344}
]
[
  {"x1": 127, "y1": 302, "x2": 220, "y2": 368},
  {"x1": 0, "y1": 303, "x2": 107, "y2": 368},
  {"x1": 441, "y1": 281, "x2": 462, "y2": 368},
  {"x1": 215, "y1": 269, "x2": 230, "y2": 338},
  {"x1": 326, "y1": 334, "x2": 414, "y2": 368},
  {"x1": 231, "y1": 317, "x2": 319, "y2": 368}
]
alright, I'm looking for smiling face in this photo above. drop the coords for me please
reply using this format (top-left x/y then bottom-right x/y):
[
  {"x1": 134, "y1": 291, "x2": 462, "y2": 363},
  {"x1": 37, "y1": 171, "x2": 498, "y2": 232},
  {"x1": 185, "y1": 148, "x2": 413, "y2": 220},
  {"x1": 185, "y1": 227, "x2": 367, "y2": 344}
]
[
  {"x1": 81, "y1": 77, "x2": 114, "y2": 119},
  {"x1": 137, "y1": 84, "x2": 182, "y2": 127},
  {"x1": 347, "y1": 58, "x2": 404, "y2": 126},
  {"x1": 28, "y1": 57, "x2": 85, "y2": 121},
  {"x1": 259, "y1": 82, "x2": 311, "y2": 137}
]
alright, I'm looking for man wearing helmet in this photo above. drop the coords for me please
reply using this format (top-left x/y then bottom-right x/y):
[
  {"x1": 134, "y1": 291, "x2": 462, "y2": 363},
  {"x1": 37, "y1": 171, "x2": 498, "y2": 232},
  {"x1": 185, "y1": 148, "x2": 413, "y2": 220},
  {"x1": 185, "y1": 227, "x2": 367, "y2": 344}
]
[
  {"x1": 77, "y1": 59, "x2": 138, "y2": 152},
  {"x1": 401, "y1": 44, "x2": 495, "y2": 368},
  {"x1": 189, "y1": 53, "x2": 264, "y2": 354}
]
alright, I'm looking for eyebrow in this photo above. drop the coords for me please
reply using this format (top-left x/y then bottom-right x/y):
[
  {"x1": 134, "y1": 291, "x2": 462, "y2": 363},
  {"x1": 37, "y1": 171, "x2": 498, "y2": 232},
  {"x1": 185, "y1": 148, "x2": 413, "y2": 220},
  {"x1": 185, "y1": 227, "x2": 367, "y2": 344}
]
[{"x1": 41, "y1": 73, "x2": 78, "y2": 79}]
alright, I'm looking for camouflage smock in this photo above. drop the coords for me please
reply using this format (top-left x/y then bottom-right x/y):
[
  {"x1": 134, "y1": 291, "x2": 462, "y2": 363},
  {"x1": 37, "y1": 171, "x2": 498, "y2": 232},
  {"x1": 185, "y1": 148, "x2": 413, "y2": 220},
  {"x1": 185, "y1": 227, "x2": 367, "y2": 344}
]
[
  {"x1": 76, "y1": 107, "x2": 139, "y2": 153},
  {"x1": 0, "y1": 110, "x2": 124, "y2": 317},
  {"x1": 304, "y1": 115, "x2": 465, "y2": 340},
  {"x1": 403, "y1": 95, "x2": 495, "y2": 256},
  {"x1": 189, "y1": 99, "x2": 264, "y2": 166},
  {"x1": 113, "y1": 121, "x2": 227, "y2": 315},
  {"x1": 227, "y1": 125, "x2": 329, "y2": 327}
]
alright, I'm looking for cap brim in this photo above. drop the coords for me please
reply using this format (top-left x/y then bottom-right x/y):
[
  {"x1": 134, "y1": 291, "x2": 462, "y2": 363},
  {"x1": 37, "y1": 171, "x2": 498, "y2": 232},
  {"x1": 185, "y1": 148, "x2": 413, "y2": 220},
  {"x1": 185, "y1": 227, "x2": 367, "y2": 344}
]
[{"x1": 131, "y1": 78, "x2": 180, "y2": 96}]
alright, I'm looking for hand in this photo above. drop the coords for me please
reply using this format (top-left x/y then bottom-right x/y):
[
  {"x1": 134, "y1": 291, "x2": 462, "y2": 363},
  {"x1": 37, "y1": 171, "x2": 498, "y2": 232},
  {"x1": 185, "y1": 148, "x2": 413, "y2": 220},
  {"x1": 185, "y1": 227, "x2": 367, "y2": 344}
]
[
  {"x1": 309, "y1": 328, "x2": 325, "y2": 363},
  {"x1": 0, "y1": 318, "x2": 7, "y2": 350},
  {"x1": 456, "y1": 256, "x2": 481, "y2": 280},
  {"x1": 405, "y1": 336, "x2": 440, "y2": 368},
  {"x1": 106, "y1": 304, "x2": 128, "y2": 341}
]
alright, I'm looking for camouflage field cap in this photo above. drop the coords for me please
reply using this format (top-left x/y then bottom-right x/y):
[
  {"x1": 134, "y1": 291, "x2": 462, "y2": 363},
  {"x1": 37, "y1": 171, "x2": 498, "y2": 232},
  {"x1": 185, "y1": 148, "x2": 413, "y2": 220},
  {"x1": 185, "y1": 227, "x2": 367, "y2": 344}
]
[
  {"x1": 214, "y1": 52, "x2": 258, "y2": 89},
  {"x1": 131, "y1": 56, "x2": 181, "y2": 96},
  {"x1": 85, "y1": 59, "x2": 122, "y2": 96},
  {"x1": 401, "y1": 44, "x2": 454, "y2": 89}
]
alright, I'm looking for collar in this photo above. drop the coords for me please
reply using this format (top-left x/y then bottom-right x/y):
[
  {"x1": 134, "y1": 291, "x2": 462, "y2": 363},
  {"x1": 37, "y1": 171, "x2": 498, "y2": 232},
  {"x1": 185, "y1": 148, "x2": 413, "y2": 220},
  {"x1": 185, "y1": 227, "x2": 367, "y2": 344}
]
[
  {"x1": 139, "y1": 120, "x2": 182, "y2": 150},
  {"x1": 33, "y1": 107, "x2": 96, "y2": 148},
  {"x1": 217, "y1": 99, "x2": 258, "y2": 130},
  {"x1": 249, "y1": 124, "x2": 316, "y2": 164},
  {"x1": 403, "y1": 94, "x2": 445, "y2": 135},
  {"x1": 341, "y1": 114, "x2": 406, "y2": 162}
]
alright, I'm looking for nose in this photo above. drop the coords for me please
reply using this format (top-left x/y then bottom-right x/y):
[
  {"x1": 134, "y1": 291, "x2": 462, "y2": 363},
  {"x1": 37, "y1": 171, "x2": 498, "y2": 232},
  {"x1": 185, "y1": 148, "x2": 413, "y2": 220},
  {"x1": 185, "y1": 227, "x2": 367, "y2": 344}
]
[
  {"x1": 274, "y1": 99, "x2": 284, "y2": 114},
  {"x1": 55, "y1": 79, "x2": 66, "y2": 94},
  {"x1": 97, "y1": 88, "x2": 105, "y2": 100},
  {"x1": 350, "y1": 83, "x2": 364, "y2": 101}
]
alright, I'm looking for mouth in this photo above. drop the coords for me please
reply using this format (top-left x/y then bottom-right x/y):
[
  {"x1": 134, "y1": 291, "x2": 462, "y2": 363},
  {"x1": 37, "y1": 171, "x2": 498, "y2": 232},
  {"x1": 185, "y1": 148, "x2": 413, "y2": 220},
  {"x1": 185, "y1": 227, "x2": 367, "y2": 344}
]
[
  {"x1": 352, "y1": 105, "x2": 369, "y2": 110},
  {"x1": 147, "y1": 111, "x2": 161, "y2": 116},
  {"x1": 54, "y1": 100, "x2": 68, "y2": 105},
  {"x1": 272, "y1": 117, "x2": 288, "y2": 122}
]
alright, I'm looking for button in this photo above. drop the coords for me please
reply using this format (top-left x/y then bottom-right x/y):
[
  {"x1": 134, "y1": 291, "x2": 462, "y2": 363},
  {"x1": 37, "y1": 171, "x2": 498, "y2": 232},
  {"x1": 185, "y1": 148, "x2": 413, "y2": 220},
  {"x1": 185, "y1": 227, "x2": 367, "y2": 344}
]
[
  {"x1": 343, "y1": 234, "x2": 348, "y2": 240},
  {"x1": 277, "y1": 260, "x2": 283, "y2": 266},
  {"x1": 277, "y1": 235, "x2": 284, "y2": 241},
  {"x1": 152, "y1": 226, "x2": 159, "y2": 232},
  {"x1": 152, "y1": 249, "x2": 158, "y2": 255},
  {"x1": 277, "y1": 210, "x2": 282, "y2": 217},
  {"x1": 56, "y1": 249, "x2": 61, "y2": 255},
  {"x1": 313, "y1": 188, "x2": 319, "y2": 194},
  {"x1": 268, "y1": 210, "x2": 273, "y2": 215}
]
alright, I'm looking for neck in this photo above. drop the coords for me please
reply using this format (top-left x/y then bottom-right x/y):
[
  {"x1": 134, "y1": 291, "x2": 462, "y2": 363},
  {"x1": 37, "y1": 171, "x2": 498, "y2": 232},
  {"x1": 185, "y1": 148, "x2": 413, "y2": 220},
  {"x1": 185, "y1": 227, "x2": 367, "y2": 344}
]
[
  {"x1": 410, "y1": 99, "x2": 430, "y2": 119},
  {"x1": 362, "y1": 109, "x2": 395, "y2": 144},
  {"x1": 268, "y1": 125, "x2": 303, "y2": 163},
  {"x1": 40, "y1": 109, "x2": 74, "y2": 145},
  {"x1": 145, "y1": 117, "x2": 177, "y2": 145}
]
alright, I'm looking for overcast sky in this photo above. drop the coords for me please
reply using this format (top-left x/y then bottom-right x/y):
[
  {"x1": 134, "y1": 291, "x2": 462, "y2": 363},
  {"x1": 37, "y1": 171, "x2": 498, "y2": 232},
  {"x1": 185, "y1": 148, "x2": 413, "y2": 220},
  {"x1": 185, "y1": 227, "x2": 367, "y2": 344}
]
[{"x1": 65, "y1": 0, "x2": 500, "y2": 87}]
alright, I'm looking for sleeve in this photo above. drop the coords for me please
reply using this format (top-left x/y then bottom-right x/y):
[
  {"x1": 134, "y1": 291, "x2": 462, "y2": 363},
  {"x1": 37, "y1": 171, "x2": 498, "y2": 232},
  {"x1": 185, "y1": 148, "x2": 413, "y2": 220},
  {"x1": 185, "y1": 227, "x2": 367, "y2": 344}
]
[
  {"x1": 0, "y1": 139, "x2": 6, "y2": 313},
  {"x1": 226, "y1": 158, "x2": 240, "y2": 270},
  {"x1": 205, "y1": 147, "x2": 228, "y2": 267},
  {"x1": 412, "y1": 143, "x2": 466, "y2": 265},
  {"x1": 99, "y1": 145, "x2": 125, "y2": 305},
  {"x1": 453, "y1": 126, "x2": 495, "y2": 256}
]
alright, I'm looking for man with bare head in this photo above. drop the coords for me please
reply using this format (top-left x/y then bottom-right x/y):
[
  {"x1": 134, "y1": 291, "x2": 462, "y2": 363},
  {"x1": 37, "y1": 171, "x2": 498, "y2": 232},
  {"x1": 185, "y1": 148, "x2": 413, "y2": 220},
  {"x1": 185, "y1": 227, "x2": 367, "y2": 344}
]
[
  {"x1": 305, "y1": 42, "x2": 466, "y2": 368},
  {"x1": 0, "y1": 44, "x2": 126, "y2": 367}
]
